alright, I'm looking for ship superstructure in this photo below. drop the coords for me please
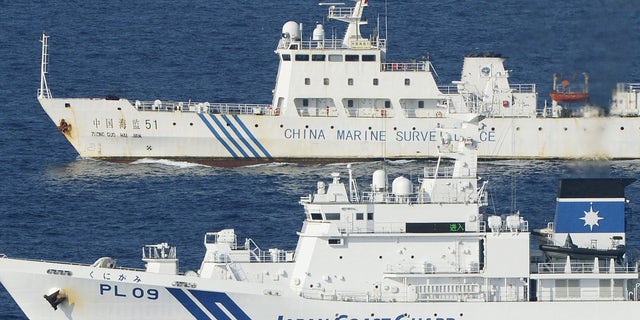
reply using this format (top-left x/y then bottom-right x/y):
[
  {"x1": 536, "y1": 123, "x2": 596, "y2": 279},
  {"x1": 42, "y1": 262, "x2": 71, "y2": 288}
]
[
  {"x1": 2, "y1": 114, "x2": 640, "y2": 319},
  {"x1": 35, "y1": 0, "x2": 640, "y2": 164}
]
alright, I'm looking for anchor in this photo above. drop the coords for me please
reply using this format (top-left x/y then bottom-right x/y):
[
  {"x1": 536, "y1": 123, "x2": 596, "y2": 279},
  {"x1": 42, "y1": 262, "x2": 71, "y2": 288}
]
[{"x1": 43, "y1": 288, "x2": 66, "y2": 310}]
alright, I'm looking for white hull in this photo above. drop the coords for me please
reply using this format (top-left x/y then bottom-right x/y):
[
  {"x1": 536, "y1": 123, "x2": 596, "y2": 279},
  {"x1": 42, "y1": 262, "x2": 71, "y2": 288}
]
[
  {"x1": 39, "y1": 97, "x2": 640, "y2": 163},
  {"x1": 35, "y1": 0, "x2": 640, "y2": 163},
  {"x1": 1, "y1": 258, "x2": 639, "y2": 320}
]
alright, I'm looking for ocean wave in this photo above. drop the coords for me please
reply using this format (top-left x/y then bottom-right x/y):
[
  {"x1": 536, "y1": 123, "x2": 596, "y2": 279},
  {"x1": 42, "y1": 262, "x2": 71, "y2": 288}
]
[{"x1": 131, "y1": 158, "x2": 209, "y2": 168}]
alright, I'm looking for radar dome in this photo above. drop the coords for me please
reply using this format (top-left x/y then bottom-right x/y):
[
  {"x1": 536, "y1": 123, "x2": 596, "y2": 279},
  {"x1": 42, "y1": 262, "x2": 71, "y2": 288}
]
[
  {"x1": 391, "y1": 176, "x2": 412, "y2": 196},
  {"x1": 372, "y1": 169, "x2": 387, "y2": 192},
  {"x1": 312, "y1": 24, "x2": 325, "y2": 41},
  {"x1": 282, "y1": 21, "x2": 300, "y2": 40}
]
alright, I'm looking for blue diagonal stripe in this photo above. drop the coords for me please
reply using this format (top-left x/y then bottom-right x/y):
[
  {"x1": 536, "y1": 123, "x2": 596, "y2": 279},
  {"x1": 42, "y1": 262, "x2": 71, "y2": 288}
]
[
  {"x1": 166, "y1": 288, "x2": 210, "y2": 320},
  {"x1": 190, "y1": 290, "x2": 252, "y2": 320},
  {"x1": 232, "y1": 115, "x2": 272, "y2": 159},
  {"x1": 208, "y1": 115, "x2": 250, "y2": 158},
  {"x1": 221, "y1": 114, "x2": 261, "y2": 158},
  {"x1": 198, "y1": 113, "x2": 239, "y2": 158}
]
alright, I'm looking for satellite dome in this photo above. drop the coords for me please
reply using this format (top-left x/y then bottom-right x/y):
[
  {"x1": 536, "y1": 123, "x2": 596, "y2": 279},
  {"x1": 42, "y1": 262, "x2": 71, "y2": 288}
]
[
  {"x1": 282, "y1": 21, "x2": 300, "y2": 41},
  {"x1": 392, "y1": 176, "x2": 412, "y2": 196}
]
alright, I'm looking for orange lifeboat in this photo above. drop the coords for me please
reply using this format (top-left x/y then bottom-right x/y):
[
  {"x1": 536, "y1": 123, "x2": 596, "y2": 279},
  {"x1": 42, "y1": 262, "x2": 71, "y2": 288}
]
[
  {"x1": 549, "y1": 91, "x2": 590, "y2": 103},
  {"x1": 549, "y1": 73, "x2": 589, "y2": 103}
]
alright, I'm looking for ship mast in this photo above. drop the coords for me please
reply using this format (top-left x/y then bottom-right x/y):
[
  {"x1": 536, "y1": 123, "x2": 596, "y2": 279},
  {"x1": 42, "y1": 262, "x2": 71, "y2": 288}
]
[
  {"x1": 326, "y1": 0, "x2": 369, "y2": 48},
  {"x1": 39, "y1": 32, "x2": 52, "y2": 99}
]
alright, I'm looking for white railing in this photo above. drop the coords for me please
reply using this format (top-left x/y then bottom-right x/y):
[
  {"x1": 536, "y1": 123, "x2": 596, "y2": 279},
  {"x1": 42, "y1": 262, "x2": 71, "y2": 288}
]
[
  {"x1": 382, "y1": 61, "x2": 428, "y2": 72},
  {"x1": 619, "y1": 82, "x2": 640, "y2": 92},
  {"x1": 416, "y1": 283, "x2": 482, "y2": 302},
  {"x1": 510, "y1": 83, "x2": 536, "y2": 93},
  {"x1": 537, "y1": 262, "x2": 637, "y2": 274},
  {"x1": 278, "y1": 38, "x2": 386, "y2": 50},
  {"x1": 142, "y1": 243, "x2": 176, "y2": 260},
  {"x1": 301, "y1": 289, "x2": 377, "y2": 302},
  {"x1": 134, "y1": 100, "x2": 275, "y2": 116}
]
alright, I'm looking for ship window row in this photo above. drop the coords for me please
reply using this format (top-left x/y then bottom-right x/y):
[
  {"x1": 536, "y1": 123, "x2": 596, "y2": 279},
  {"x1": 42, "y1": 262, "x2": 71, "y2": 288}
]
[
  {"x1": 308, "y1": 212, "x2": 372, "y2": 221},
  {"x1": 292, "y1": 97, "x2": 445, "y2": 118},
  {"x1": 302, "y1": 77, "x2": 383, "y2": 86},
  {"x1": 281, "y1": 54, "x2": 376, "y2": 62}
]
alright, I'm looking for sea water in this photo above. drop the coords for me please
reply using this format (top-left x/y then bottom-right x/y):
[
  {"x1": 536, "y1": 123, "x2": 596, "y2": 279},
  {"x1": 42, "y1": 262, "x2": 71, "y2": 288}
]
[{"x1": 1, "y1": 0, "x2": 640, "y2": 318}]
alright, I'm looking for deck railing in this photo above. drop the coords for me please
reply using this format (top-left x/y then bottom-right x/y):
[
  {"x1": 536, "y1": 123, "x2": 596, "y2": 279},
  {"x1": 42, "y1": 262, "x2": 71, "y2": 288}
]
[
  {"x1": 134, "y1": 100, "x2": 275, "y2": 116},
  {"x1": 537, "y1": 262, "x2": 638, "y2": 274}
]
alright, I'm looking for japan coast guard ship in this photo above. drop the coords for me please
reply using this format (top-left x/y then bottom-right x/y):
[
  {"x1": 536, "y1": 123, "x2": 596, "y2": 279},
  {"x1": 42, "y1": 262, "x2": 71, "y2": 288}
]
[
  {"x1": 2, "y1": 114, "x2": 640, "y2": 319},
  {"x1": 36, "y1": 0, "x2": 640, "y2": 165}
]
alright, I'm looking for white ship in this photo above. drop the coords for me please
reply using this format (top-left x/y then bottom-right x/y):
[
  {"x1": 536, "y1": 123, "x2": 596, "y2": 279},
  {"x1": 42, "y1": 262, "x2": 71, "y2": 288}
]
[
  {"x1": 36, "y1": 0, "x2": 640, "y2": 165},
  {"x1": 2, "y1": 114, "x2": 640, "y2": 319}
]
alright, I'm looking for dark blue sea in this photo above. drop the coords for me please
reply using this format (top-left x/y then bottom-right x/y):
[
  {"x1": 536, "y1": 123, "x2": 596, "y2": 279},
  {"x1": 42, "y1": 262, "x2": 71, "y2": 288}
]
[{"x1": 1, "y1": 0, "x2": 640, "y2": 318}]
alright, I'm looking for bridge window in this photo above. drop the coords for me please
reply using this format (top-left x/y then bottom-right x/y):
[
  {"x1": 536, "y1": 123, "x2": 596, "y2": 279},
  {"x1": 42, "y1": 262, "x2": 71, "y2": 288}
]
[
  {"x1": 295, "y1": 54, "x2": 309, "y2": 61},
  {"x1": 328, "y1": 239, "x2": 342, "y2": 245},
  {"x1": 356, "y1": 213, "x2": 364, "y2": 220},
  {"x1": 281, "y1": 54, "x2": 291, "y2": 61},
  {"x1": 347, "y1": 100, "x2": 354, "y2": 108},
  {"x1": 312, "y1": 54, "x2": 326, "y2": 61},
  {"x1": 418, "y1": 101, "x2": 424, "y2": 108},
  {"x1": 303, "y1": 99, "x2": 309, "y2": 107},
  {"x1": 311, "y1": 213, "x2": 322, "y2": 220},
  {"x1": 404, "y1": 78, "x2": 411, "y2": 86},
  {"x1": 345, "y1": 55, "x2": 359, "y2": 62},
  {"x1": 385, "y1": 101, "x2": 391, "y2": 108},
  {"x1": 323, "y1": 78, "x2": 330, "y2": 85},
  {"x1": 304, "y1": 78, "x2": 310, "y2": 85},
  {"x1": 325, "y1": 213, "x2": 340, "y2": 220},
  {"x1": 329, "y1": 54, "x2": 343, "y2": 62},
  {"x1": 362, "y1": 55, "x2": 376, "y2": 62},
  {"x1": 347, "y1": 78, "x2": 354, "y2": 86},
  {"x1": 373, "y1": 78, "x2": 379, "y2": 86}
]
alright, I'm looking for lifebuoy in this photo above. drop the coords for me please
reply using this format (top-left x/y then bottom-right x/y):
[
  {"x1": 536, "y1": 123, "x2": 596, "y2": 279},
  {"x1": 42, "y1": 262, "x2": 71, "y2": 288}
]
[
  {"x1": 381, "y1": 109, "x2": 387, "y2": 117},
  {"x1": 435, "y1": 111, "x2": 443, "y2": 118},
  {"x1": 274, "y1": 107, "x2": 280, "y2": 116}
]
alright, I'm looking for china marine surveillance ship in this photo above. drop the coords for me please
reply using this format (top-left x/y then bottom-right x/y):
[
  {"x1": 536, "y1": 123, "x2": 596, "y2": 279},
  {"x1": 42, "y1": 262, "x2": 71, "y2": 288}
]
[
  {"x1": 37, "y1": 0, "x2": 640, "y2": 165},
  {"x1": 2, "y1": 114, "x2": 640, "y2": 319}
]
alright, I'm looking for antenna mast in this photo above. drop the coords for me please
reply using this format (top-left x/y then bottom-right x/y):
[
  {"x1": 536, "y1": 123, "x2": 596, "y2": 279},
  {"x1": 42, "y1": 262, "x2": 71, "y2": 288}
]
[{"x1": 39, "y1": 32, "x2": 52, "y2": 99}]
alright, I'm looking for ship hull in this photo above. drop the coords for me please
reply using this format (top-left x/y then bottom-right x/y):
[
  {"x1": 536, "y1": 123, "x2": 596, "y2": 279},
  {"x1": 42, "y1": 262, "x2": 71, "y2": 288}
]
[
  {"x1": 2, "y1": 257, "x2": 640, "y2": 320},
  {"x1": 39, "y1": 98, "x2": 640, "y2": 163}
]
